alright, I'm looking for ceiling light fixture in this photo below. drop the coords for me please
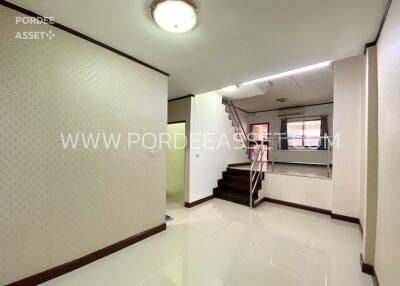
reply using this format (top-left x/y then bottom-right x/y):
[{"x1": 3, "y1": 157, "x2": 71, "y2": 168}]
[
  {"x1": 222, "y1": 85, "x2": 239, "y2": 92},
  {"x1": 151, "y1": 0, "x2": 198, "y2": 33},
  {"x1": 242, "y1": 61, "x2": 332, "y2": 86}
]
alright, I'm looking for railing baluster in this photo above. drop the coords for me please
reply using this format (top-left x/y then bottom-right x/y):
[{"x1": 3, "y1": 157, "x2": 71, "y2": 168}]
[{"x1": 250, "y1": 143, "x2": 265, "y2": 208}]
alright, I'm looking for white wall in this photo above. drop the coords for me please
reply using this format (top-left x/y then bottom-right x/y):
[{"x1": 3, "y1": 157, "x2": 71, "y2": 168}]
[
  {"x1": 0, "y1": 7, "x2": 167, "y2": 285},
  {"x1": 246, "y1": 103, "x2": 334, "y2": 164},
  {"x1": 374, "y1": 1, "x2": 400, "y2": 284},
  {"x1": 332, "y1": 55, "x2": 365, "y2": 218},
  {"x1": 168, "y1": 97, "x2": 193, "y2": 203},
  {"x1": 269, "y1": 149, "x2": 332, "y2": 165},
  {"x1": 264, "y1": 173, "x2": 332, "y2": 210},
  {"x1": 189, "y1": 92, "x2": 248, "y2": 202}
]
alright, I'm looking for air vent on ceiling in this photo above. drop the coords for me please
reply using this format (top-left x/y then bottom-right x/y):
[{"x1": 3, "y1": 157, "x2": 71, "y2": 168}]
[{"x1": 277, "y1": 107, "x2": 305, "y2": 117}]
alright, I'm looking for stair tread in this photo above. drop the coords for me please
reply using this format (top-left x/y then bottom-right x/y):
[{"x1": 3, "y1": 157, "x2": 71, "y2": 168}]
[
  {"x1": 226, "y1": 168, "x2": 265, "y2": 180},
  {"x1": 213, "y1": 188, "x2": 257, "y2": 207},
  {"x1": 218, "y1": 180, "x2": 261, "y2": 193},
  {"x1": 222, "y1": 173, "x2": 262, "y2": 186}
]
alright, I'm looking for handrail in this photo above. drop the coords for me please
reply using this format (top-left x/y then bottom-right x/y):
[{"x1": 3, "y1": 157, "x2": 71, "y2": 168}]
[
  {"x1": 228, "y1": 103, "x2": 247, "y2": 146},
  {"x1": 224, "y1": 99, "x2": 249, "y2": 149},
  {"x1": 228, "y1": 104, "x2": 247, "y2": 146},
  {"x1": 231, "y1": 101, "x2": 247, "y2": 143},
  {"x1": 249, "y1": 143, "x2": 266, "y2": 208}
]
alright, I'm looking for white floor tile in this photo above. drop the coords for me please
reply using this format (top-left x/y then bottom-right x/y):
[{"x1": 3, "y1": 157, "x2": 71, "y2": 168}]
[{"x1": 41, "y1": 198, "x2": 373, "y2": 286}]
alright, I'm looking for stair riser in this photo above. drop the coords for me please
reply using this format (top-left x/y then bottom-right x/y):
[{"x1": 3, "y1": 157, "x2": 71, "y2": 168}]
[
  {"x1": 226, "y1": 169, "x2": 265, "y2": 180},
  {"x1": 218, "y1": 188, "x2": 259, "y2": 199},
  {"x1": 213, "y1": 189, "x2": 258, "y2": 207},
  {"x1": 215, "y1": 164, "x2": 263, "y2": 208},
  {"x1": 217, "y1": 183, "x2": 261, "y2": 195},
  {"x1": 221, "y1": 174, "x2": 262, "y2": 188}
]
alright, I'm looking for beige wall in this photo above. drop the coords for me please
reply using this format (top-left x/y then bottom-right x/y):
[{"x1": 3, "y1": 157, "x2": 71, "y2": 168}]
[
  {"x1": 0, "y1": 7, "x2": 167, "y2": 285},
  {"x1": 332, "y1": 55, "x2": 365, "y2": 218},
  {"x1": 361, "y1": 47, "x2": 379, "y2": 265},
  {"x1": 168, "y1": 97, "x2": 192, "y2": 203},
  {"x1": 375, "y1": 0, "x2": 400, "y2": 284},
  {"x1": 264, "y1": 174, "x2": 332, "y2": 210}
]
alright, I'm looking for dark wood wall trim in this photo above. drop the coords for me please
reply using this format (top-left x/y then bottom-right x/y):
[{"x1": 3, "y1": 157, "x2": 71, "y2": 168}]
[
  {"x1": 168, "y1": 94, "x2": 195, "y2": 103},
  {"x1": 7, "y1": 223, "x2": 166, "y2": 286},
  {"x1": 168, "y1": 120, "x2": 186, "y2": 125},
  {"x1": 263, "y1": 197, "x2": 362, "y2": 225},
  {"x1": 239, "y1": 102, "x2": 334, "y2": 114},
  {"x1": 364, "y1": 0, "x2": 393, "y2": 53},
  {"x1": 360, "y1": 254, "x2": 374, "y2": 275},
  {"x1": 185, "y1": 195, "x2": 214, "y2": 208},
  {"x1": 360, "y1": 254, "x2": 380, "y2": 286},
  {"x1": 331, "y1": 213, "x2": 360, "y2": 224},
  {"x1": 0, "y1": 0, "x2": 169, "y2": 77},
  {"x1": 227, "y1": 162, "x2": 251, "y2": 167},
  {"x1": 263, "y1": 197, "x2": 331, "y2": 215}
]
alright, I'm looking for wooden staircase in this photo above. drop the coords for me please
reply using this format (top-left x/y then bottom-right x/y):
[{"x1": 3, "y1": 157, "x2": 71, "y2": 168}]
[{"x1": 213, "y1": 167, "x2": 264, "y2": 207}]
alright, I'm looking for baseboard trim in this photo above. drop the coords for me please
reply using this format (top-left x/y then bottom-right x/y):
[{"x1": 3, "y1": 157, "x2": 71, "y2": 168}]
[
  {"x1": 253, "y1": 198, "x2": 264, "y2": 208},
  {"x1": 331, "y1": 213, "x2": 360, "y2": 224},
  {"x1": 263, "y1": 197, "x2": 361, "y2": 225},
  {"x1": 360, "y1": 254, "x2": 380, "y2": 286},
  {"x1": 360, "y1": 254, "x2": 374, "y2": 275},
  {"x1": 7, "y1": 223, "x2": 166, "y2": 286},
  {"x1": 185, "y1": 195, "x2": 214, "y2": 208},
  {"x1": 263, "y1": 197, "x2": 331, "y2": 215}
]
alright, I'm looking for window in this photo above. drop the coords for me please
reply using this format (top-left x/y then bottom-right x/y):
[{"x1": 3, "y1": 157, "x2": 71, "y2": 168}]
[
  {"x1": 249, "y1": 123, "x2": 269, "y2": 142},
  {"x1": 287, "y1": 120, "x2": 321, "y2": 148},
  {"x1": 249, "y1": 123, "x2": 269, "y2": 161}
]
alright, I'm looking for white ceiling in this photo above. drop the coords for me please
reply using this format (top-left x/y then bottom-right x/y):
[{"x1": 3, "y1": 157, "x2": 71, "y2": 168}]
[
  {"x1": 8, "y1": 0, "x2": 386, "y2": 98},
  {"x1": 226, "y1": 63, "x2": 333, "y2": 112}
]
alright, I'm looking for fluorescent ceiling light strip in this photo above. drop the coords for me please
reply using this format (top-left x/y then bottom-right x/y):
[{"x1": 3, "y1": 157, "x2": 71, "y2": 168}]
[
  {"x1": 242, "y1": 61, "x2": 332, "y2": 86},
  {"x1": 222, "y1": 85, "x2": 238, "y2": 92}
]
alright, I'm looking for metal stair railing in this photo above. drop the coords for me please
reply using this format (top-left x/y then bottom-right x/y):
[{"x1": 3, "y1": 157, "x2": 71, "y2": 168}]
[
  {"x1": 249, "y1": 143, "x2": 267, "y2": 208},
  {"x1": 223, "y1": 99, "x2": 249, "y2": 151},
  {"x1": 268, "y1": 135, "x2": 333, "y2": 178}
]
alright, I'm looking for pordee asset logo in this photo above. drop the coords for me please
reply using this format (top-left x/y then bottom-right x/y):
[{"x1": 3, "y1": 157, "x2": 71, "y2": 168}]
[
  {"x1": 14, "y1": 16, "x2": 56, "y2": 40},
  {"x1": 15, "y1": 30, "x2": 56, "y2": 40}
]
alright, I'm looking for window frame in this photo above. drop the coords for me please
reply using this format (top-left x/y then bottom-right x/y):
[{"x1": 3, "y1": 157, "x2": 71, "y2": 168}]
[{"x1": 287, "y1": 119, "x2": 322, "y2": 149}]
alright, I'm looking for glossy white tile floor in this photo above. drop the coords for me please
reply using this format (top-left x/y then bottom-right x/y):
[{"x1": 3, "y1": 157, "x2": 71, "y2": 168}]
[{"x1": 41, "y1": 199, "x2": 373, "y2": 286}]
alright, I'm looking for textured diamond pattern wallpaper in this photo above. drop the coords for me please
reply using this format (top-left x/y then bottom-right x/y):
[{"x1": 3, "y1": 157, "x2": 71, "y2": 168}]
[{"x1": 0, "y1": 6, "x2": 167, "y2": 284}]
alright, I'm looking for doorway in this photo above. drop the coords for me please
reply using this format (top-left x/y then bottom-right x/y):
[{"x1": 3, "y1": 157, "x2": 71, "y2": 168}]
[
  {"x1": 249, "y1": 122, "x2": 269, "y2": 162},
  {"x1": 167, "y1": 122, "x2": 186, "y2": 206}
]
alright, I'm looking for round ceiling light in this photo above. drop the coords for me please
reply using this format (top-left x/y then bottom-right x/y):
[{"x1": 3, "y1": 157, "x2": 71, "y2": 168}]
[{"x1": 151, "y1": 0, "x2": 198, "y2": 33}]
